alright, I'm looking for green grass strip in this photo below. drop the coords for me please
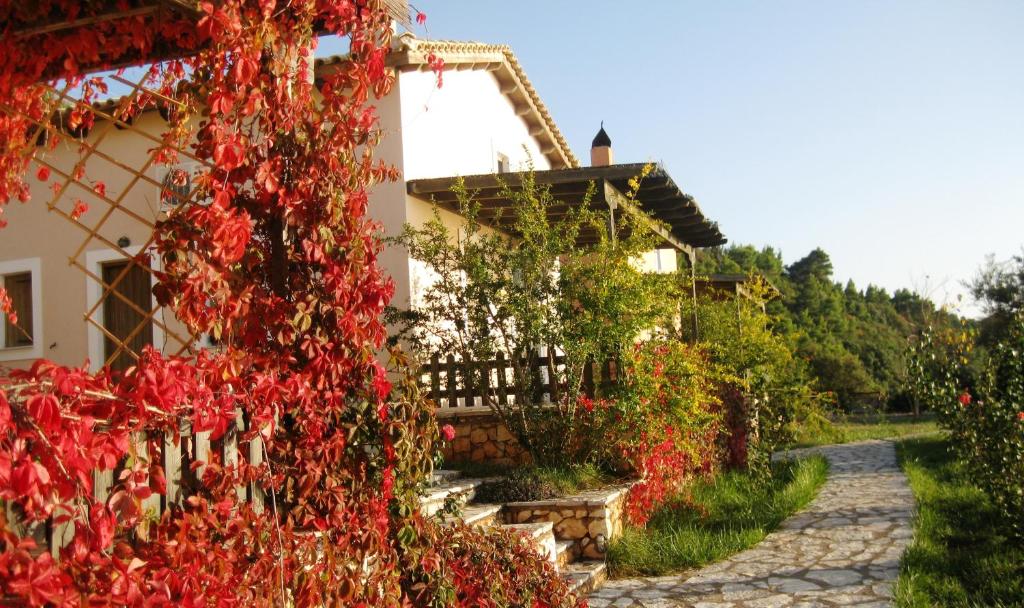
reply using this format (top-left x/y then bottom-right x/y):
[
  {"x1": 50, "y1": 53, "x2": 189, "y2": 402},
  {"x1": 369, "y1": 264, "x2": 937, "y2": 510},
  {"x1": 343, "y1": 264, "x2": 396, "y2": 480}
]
[
  {"x1": 607, "y1": 455, "x2": 828, "y2": 577},
  {"x1": 789, "y1": 417, "x2": 940, "y2": 449},
  {"x1": 895, "y1": 435, "x2": 1024, "y2": 608}
]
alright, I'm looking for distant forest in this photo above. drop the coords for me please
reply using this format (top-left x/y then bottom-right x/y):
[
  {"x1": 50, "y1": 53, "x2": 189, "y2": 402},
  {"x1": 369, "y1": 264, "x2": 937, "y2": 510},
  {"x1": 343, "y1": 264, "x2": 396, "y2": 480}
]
[{"x1": 695, "y1": 245, "x2": 962, "y2": 411}]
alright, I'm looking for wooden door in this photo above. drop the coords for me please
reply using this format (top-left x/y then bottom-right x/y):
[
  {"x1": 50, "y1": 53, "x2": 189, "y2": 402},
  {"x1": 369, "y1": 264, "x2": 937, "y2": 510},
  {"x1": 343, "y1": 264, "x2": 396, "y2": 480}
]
[{"x1": 101, "y1": 260, "x2": 153, "y2": 372}]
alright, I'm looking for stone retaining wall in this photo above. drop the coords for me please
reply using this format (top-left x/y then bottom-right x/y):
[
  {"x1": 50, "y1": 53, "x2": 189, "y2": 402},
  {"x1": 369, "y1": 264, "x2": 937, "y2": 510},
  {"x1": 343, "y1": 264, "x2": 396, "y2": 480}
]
[
  {"x1": 502, "y1": 484, "x2": 632, "y2": 559},
  {"x1": 438, "y1": 410, "x2": 530, "y2": 466}
]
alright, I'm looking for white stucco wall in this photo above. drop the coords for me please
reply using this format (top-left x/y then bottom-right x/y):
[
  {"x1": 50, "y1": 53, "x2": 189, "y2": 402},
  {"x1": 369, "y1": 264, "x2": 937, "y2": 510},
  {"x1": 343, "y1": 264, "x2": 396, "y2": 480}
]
[
  {"x1": 0, "y1": 111, "x2": 195, "y2": 370},
  {"x1": 636, "y1": 248, "x2": 680, "y2": 274},
  {"x1": 397, "y1": 68, "x2": 552, "y2": 180},
  {"x1": 388, "y1": 67, "x2": 557, "y2": 312}
]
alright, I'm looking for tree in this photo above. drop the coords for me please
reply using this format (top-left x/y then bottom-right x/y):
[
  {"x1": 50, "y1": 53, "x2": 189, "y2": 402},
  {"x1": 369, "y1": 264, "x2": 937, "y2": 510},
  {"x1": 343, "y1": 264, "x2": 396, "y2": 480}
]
[
  {"x1": 969, "y1": 251, "x2": 1024, "y2": 345},
  {"x1": 697, "y1": 243, "x2": 960, "y2": 411},
  {"x1": 394, "y1": 172, "x2": 676, "y2": 465}
]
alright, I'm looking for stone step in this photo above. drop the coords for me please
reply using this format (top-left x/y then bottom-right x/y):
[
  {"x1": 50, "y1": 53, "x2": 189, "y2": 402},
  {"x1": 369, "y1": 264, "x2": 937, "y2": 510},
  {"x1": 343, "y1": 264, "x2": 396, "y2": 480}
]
[
  {"x1": 438, "y1": 503, "x2": 502, "y2": 528},
  {"x1": 503, "y1": 483, "x2": 633, "y2": 560},
  {"x1": 554, "y1": 539, "x2": 578, "y2": 571},
  {"x1": 500, "y1": 521, "x2": 558, "y2": 568},
  {"x1": 429, "y1": 469, "x2": 461, "y2": 486},
  {"x1": 562, "y1": 560, "x2": 607, "y2": 596},
  {"x1": 420, "y1": 478, "x2": 486, "y2": 517}
]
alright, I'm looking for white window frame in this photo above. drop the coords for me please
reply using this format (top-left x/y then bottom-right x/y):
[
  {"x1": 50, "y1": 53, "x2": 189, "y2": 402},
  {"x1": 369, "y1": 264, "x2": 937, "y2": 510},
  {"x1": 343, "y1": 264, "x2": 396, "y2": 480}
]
[
  {"x1": 0, "y1": 257, "x2": 43, "y2": 362},
  {"x1": 85, "y1": 246, "x2": 165, "y2": 373}
]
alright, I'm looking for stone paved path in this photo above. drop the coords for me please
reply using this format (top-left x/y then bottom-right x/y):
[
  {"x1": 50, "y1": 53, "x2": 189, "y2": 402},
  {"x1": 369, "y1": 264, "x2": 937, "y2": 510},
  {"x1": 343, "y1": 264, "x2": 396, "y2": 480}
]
[{"x1": 588, "y1": 440, "x2": 915, "y2": 607}]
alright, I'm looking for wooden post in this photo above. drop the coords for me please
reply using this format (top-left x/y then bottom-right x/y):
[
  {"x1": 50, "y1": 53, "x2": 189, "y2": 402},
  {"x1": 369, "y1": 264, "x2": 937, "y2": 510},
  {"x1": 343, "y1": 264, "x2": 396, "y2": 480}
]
[
  {"x1": 429, "y1": 353, "x2": 441, "y2": 403},
  {"x1": 164, "y1": 429, "x2": 183, "y2": 508},
  {"x1": 582, "y1": 359, "x2": 595, "y2": 398},
  {"x1": 689, "y1": 250, "x2": 699, "y2": 342},
  {"x1": 224, "y1": 409, "x2": 245, "y2": 502},
  {"x1": 445, "y1": 354, "x2": 458, "y2": 409},
  {"x1": 496, "y1": 351, "x2": 509, "y2": 406},
  {"x1": 463, "y1": 353, "x2": 475, "y2": 408},
  {"x1": 547, "y1": 346, "x2": 560, "y2": 405}
]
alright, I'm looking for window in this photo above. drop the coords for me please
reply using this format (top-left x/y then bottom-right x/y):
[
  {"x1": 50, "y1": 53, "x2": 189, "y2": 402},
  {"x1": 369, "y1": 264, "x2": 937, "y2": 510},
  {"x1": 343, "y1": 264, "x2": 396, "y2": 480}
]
[
  {"x1": 158, "y1": 162, "x2": 206, "y2": 212},
  {"x1": 496, "y1": 153, "x2": 510, "y2": 174},
  {"x1": 3, "y1": 272, "x2": 33, "y2": 348},
  {"x1": 0, "y1": 258, "x2": 43, "y2": 361}
]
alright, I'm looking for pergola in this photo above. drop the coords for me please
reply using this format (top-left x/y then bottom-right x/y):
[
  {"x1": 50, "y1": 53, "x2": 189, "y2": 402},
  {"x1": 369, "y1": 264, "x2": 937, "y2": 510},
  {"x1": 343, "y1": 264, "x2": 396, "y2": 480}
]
[
  {"x1": 409, "y1": 163, "x2": 727, "y2": 340},
  {"x1": 407, "y1": 162, "x2": 727, "y2": 259}
]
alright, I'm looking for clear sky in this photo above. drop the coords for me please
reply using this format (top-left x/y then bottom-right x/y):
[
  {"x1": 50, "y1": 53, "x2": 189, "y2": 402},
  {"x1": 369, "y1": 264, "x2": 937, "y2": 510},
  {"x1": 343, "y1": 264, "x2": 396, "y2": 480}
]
[{"x1": 390, "y1": 1, "x2": 1024, "y2": 315}]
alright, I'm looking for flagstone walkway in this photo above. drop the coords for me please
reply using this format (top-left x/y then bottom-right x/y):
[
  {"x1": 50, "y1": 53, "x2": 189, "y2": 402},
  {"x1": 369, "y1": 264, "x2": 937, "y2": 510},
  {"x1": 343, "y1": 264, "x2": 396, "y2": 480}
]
[{"x1": 588, "y1": 440, "x2": 915, "y2": 608}]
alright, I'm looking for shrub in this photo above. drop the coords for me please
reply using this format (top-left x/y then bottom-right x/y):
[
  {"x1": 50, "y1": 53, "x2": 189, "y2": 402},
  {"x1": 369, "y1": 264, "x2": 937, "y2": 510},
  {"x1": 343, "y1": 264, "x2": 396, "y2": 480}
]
[
  {"x1": 607, "y1": 340, "x2": 724, "y2": 525},
  {"x1": 683, "y1": 277, "x2": 828, "y2": 473},
  {"x1": 908, "y1": 314, "x2": 1024, "y2": 536},
  {"x1": 411, "y1": 522, "x2": 585, "y2": 608},
  {"x1": 393, "y1": 169, "x2": 677, "y2": 466}
]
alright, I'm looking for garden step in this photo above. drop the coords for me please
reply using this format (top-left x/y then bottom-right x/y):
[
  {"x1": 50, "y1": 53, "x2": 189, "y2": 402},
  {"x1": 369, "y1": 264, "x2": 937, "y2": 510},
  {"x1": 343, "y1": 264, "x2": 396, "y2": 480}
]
[
  {"x1": 554, "y1": 539, "x2": 578, "y2": 570},
  {"x1": 503, "y1": 483, "x2": 634, "y2": 559},
  {"x1": 429, "y1": 469, "x2": 461, "y2": 486},
  {"x1": 420, "y1": 478, "x2": 485, "y2": 517},
  {"x1": 438, "y1": 503, "x2": 502, "y2": 528},
  {"x1": 500, "y1": 521, "x2": 558, "y2": 568},
  {"x1": 562, "y1": 560, "x2": 607, "y2": 595}
]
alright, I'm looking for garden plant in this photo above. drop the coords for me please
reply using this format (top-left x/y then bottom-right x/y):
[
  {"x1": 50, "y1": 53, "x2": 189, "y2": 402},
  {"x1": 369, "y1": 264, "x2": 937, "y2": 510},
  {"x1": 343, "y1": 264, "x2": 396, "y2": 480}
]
[
  {"x1": 395, "y1": 169, "x2": 826, "y2": 526},
  {"x1": 0, "y1": 2, "x2": 582, "y2": 605}
]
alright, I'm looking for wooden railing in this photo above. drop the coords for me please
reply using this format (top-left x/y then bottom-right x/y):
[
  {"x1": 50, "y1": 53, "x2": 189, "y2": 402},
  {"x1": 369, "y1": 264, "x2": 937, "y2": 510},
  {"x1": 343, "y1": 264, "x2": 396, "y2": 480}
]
[
  {"x1": 6, "y1": 409, "x2": 266, "y2": 557},
  {"x1": 416, "y1": 352, "x2": 621, "y2": 410}
]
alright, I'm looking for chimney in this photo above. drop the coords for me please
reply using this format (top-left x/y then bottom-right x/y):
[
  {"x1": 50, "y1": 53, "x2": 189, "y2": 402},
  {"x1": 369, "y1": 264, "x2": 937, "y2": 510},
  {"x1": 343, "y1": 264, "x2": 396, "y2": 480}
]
[{"x1": 590, "y1": 121, "x2": 613, "y2": 167}]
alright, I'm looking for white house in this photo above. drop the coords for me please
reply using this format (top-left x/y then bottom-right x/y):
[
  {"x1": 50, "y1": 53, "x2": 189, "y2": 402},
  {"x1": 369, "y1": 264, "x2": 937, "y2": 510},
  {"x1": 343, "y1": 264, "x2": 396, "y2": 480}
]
[{"x1": 0, "y1": 34, "x2": 723, "y2": 373}]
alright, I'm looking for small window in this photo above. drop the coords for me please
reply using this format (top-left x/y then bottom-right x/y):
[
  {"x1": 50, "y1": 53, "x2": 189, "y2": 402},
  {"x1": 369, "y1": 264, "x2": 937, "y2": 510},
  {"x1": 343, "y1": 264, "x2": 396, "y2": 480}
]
[
  {"x1": 3, "y1": 271, "x2": 33, "y2": 348},
  {"x1": 159, "y1": 162, "x2": 206, "y2": 211},
  {"x1": 496, "y1": 153, "x2": 509, "y2": 174},
  {"x1": 0, "y1": 257, "x2": 42, "y2": 361}
]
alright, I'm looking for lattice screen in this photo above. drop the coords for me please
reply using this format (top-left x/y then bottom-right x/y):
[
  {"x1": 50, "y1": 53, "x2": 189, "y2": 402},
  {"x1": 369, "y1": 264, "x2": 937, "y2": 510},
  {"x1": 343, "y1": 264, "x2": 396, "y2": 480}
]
[{"x1": 2, "y1": 71, "x2": 209, "y2": 370}]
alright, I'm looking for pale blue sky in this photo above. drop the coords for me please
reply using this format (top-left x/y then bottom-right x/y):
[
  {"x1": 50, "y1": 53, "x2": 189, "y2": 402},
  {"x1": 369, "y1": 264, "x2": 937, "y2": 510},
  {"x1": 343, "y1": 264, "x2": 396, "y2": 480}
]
[{"x1": 389, "y1": 1, "x2": 1024, "y2": 314}]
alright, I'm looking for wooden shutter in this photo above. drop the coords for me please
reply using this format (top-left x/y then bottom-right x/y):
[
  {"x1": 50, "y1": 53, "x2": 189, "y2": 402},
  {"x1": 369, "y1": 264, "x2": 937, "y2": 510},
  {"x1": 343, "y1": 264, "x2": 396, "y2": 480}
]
[
  {"x1": 101, "y1": 261, "x2": 154, "y2": 372},
  {"x1": 3, "y1": 272, "x2": 33, "y2": 348}
]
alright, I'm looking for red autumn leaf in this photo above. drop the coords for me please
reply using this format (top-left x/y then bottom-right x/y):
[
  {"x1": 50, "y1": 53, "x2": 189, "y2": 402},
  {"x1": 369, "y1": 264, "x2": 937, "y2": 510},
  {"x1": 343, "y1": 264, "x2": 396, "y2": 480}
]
[
  {"x1": 213, "y1": 140, "x2": 244, "y2": 171},
  {"x1": 71, "y1": 199, "x2": 89, "y2": 220},
  {"x1": 416, "y1": 11, "x2": 427, "y2": 25},
  {"x1": 36, "y1": 165, "x2": 50, "y2": 181}
]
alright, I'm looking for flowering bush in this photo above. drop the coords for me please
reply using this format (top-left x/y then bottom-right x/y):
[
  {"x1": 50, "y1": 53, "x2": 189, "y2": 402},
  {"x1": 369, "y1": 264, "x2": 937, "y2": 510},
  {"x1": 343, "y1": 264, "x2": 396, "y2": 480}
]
[
  {"x1": 909, "y1": 314, "x2": 1024, "y2": 536},
  {"x1": 607, "y1": 340, "x2": 724, "y2": 525},
  {"x1": 394, "y1": 170, "x2": 675, "y2": 466}
]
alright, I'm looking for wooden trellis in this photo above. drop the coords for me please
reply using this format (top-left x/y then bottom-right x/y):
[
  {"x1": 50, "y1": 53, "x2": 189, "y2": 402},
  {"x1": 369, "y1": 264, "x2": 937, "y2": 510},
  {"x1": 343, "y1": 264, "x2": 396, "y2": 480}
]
[{"x1": 0, "y1": 69, "x2": 214, "y2": 370}]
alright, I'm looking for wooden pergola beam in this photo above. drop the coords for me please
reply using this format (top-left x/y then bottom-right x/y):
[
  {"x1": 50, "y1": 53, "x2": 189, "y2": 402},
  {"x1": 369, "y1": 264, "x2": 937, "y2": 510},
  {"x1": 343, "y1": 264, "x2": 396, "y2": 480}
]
[{"x1": 602, "y1": 180, "x2": 694, "y2": 258}]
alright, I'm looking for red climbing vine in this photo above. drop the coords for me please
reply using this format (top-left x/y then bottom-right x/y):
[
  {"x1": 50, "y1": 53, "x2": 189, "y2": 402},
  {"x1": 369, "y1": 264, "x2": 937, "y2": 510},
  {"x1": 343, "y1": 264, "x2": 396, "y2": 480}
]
[{"x1": 0, "y1": 2, "x2": 581, "y2": 605}]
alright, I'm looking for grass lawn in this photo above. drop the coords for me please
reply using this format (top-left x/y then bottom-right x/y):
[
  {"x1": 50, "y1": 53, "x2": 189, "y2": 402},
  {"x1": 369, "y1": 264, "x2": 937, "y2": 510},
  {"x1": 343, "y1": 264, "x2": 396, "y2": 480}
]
[
  {"x1": 789, "y1": 416, "x2": 939, "y2": 449},
  {"x1": 895, "y1": 435, "x2": 1024, "y2": 607},
  {"x1": 606, "y1": 455, "x2": 828, "y2": 577}
]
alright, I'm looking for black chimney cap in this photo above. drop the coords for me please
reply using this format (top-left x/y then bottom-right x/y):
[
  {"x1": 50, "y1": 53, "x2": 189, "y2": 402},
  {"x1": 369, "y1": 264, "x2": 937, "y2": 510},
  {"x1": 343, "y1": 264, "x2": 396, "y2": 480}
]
[{"x1": 592, "y1": 121, "x2": 611, "y2": 148}]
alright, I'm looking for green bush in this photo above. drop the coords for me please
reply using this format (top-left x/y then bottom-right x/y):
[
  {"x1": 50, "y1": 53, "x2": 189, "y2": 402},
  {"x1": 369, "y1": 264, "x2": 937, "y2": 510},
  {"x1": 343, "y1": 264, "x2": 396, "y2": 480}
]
[
  {"x1": 683, "y1": 276, "x2": 828, "y2": 472},
  {"x1": 909, "y1": 314, "x2": 1024, "y2": 536}
]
